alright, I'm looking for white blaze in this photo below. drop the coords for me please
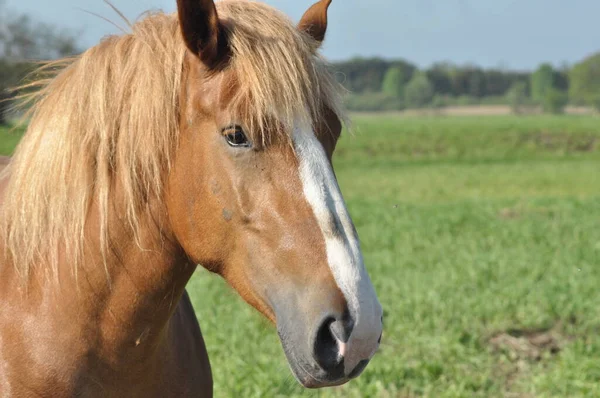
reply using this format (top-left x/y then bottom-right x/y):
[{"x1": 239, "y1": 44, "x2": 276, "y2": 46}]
[{"x1": 293, "y1": 123, "x2": 383, "y2": 374}]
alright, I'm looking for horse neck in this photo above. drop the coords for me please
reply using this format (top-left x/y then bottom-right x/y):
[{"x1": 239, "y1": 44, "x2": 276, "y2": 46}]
[
  {"x1": 74, "y1": 194, "x2": 194, "y2": 359},
  {"x1": 2, "y1": 186, "x2": 196, "y2": 368}
]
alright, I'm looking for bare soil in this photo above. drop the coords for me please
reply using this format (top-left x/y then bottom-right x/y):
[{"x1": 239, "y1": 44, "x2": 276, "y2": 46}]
[
  {"x1": 489, "y1": 328, "x2": 567, "y2": 361},
  {"x1": 489, "y1": 324, "x2": 573, "y2": 394}
]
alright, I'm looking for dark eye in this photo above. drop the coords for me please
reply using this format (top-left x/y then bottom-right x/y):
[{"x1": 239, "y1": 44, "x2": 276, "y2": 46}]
[{"x1": 223, "y1": 126, "x2": 251, "y2": 148}]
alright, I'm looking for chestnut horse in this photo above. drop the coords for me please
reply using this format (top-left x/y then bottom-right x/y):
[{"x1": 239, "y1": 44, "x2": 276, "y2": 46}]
[{"x1": 0, "y1": 0, "x2": 383, "y2": 396}]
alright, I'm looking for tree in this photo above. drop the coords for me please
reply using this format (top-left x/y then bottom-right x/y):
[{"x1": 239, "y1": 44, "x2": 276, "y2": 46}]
[
  {"x1": 467, "y1": 67, "x2": 486, "y2": 98},
  {"x1": 542, "y1": 87, "x2": 569, "y2": 114},
  {"x1": 331, "y1": 57, "x2": 416, "y2": 94},
  {"x1": 506, "y1": 81, "x2": 527, "y2": 114},
  {"x1": 405, "y1": 72, "x2": 434, "y2": 108},
  {"x1": 381, "y1": 67, "x2": 406, "y2": 99},
  {"x1": 0, "y1": 2, "x2": 79, "y2": 124},
  {"x1": 569, "y1": 53, "x2": 600, "y2": 111},
  {"x1": 543, "y1": 88, "x2": 568, "y2": 114},
  {"x1": 531, "y1": 63, "x2": 556, "y2": 103},
  {"x1": 0, "y1": 59, "x2": 36, "y2": 125},
  {"x1": 345, "y1": 92, "x2": 404, "y2": 112},
  {"x1": 426, "y1": 63, "x2": 453, "y2": 96}
]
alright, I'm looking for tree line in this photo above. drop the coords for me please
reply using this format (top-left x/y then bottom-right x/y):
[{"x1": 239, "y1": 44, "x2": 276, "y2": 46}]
[
  {"x1": 332, "y1": 56, "x2": 600, "y2": 113},
  {"x1": 1, "y1": 2, "x2": 599, "y2": 123}
]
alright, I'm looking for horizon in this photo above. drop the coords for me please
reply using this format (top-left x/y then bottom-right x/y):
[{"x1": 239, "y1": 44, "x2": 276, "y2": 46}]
[{"x1": 4, "y1": 0, "x2": 600, "y2": 70}]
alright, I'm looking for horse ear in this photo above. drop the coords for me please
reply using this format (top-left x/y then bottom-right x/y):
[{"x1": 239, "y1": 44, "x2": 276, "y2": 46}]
[
  {"x1": 298, "y1": 0, "x2": 332, "y2": 44},
  {"x1": 177, "y1": 0, "x2": 230, "y2": 68}
]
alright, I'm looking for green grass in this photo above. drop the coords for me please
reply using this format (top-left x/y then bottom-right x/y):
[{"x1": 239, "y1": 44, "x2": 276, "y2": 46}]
[
  {"x1": 2, "y1": 115, "x2": 600, "y2": 396},
  {"x1": 0, "y1": 124, "x2": 25, "y2": 156}
]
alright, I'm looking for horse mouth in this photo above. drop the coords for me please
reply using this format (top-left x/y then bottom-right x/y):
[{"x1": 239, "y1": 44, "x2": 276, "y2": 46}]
[
  {"x1": 278, "y1": 331, "x2": 351, "y2": 389},
  {"x1": 286, "y1": 357, "x2": 350, "y2": 388}
]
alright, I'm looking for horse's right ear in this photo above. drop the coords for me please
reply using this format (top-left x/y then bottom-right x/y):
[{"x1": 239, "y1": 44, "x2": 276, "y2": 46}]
[{"x1": 177, "y1": 0, "x2": 230, "y2": 69}]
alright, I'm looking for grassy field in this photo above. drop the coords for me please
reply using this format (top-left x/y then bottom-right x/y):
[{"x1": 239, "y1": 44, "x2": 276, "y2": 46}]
[{"x1": 2, "y1": 115, "x2": 600, "y2": 397}]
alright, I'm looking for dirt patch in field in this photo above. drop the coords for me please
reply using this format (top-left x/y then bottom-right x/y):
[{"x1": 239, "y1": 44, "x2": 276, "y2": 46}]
[
  {"x1": 489, "y1": 324, "x2": 573, "y2": 394},
  {"x1": 499, "y1": 208, "x2": 521, "y2": 220},
  {"x1": 498, "y1": 203, "x2": 561, "y2": 221},
  {"x1": 489, "y1": 327, "x2": 567, "y2": 361}
]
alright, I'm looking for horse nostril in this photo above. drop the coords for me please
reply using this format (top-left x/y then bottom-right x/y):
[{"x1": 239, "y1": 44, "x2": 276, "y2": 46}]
[
  {"x1": 313, "y1": 317, "x2": 344, "y2": 376},
  {"x1": 348, "y1": 359, "x2": 370, "y2": 379},
  {"x1": 313, "y1": 312, "x2": 355, "y2": 378},
  {"x1": 330, "y1": 311, "x2": 354, "y2": 344}
]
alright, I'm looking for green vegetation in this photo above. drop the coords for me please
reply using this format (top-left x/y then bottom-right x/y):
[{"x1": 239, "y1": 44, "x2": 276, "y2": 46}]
[
  {"x1": 345, "y1": 92, "x2": 404, "y2": 113},
  {"x1": 543, "y1": 88, "x2": 569, "y2": 115},
  {"x1": 336, "y1": 58, "x2": 537, "y2": 112},
  {"x1": 404, "y1": 72, "x2": 434, "y2": 109},
  {"x1": 334, "y1": 56, "x2": 599, "y2": 114},
  {"x1": 531, "y1": 63, "x2": 557, "y2": 103},
  {"x1": 0, "y1": 124, "x2": 24, "y2": 155},
  {"x1": 530, "y1": 64, "x2": 569, "y2": 114},
  {"x1": 2, "y1": 114, "x2": 600, "y2": 396},
  {"x1": 381, "y1": 66, "x2": 407, "y2": 99},
  {"x1": 0, "y1": 2, "x2": 78, "y2": 124},
  {"x1": 570, "y1": 53, "x2": 600, "y2": 111},
  {"x1": 506, "y1": 82, "x2": 528, "y2": 114}
]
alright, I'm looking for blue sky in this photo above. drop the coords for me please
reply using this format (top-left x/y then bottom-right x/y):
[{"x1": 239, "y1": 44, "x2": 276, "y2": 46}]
[{"x1": 5, "y1": 0, "x2": 600, "y2": 70}]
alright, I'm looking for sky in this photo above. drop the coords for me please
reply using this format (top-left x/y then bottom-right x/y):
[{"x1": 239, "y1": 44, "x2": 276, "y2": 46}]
[{"x1": 4, "y1": 0, "x2": 600, "y2": 70}]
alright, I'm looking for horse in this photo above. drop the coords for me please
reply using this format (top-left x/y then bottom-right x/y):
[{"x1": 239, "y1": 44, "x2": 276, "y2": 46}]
[{"x1": 0, "y1": 0, "x2": 383, "y2": 396}]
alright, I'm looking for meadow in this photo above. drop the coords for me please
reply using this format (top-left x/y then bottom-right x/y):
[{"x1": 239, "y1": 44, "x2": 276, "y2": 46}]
[{"x1": 1, "y1": 114, "x2": 599, "y2": 397}]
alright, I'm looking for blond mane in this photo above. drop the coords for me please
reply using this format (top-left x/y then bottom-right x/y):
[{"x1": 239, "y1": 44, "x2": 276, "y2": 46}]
[{"x1": 1, "y1": 1, "x2": 346, "y2": 280}]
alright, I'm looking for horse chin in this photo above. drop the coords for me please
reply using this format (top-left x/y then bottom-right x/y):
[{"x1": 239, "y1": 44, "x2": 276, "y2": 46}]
[
  {"x1": 295, "y1": 371, "x2": 350, "y2": 389},
  {"x1": 278, "y1": 330, "x2": 350, "y2": 389}
]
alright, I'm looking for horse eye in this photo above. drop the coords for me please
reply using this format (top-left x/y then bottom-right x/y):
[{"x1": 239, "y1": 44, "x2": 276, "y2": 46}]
[{"x1": 224, "y1": 127, "x2": 251, "y2": 148}]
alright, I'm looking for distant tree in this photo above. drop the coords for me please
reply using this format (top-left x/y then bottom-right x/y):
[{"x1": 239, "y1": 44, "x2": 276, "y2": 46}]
[
  {"x1": 467, "y1": 67, "x2": 486, "y2": 98},
  {"x1": 332, "y1": 57, "x2": 417, "y2": 94},
  {"x1": 591, "y1": 96, "x2": 600, "y2": 112},
  {"x1": 0, "y1": 2, "x2": 79, "y2": 124},
  {"x1": 506, "y1": 81, "x2": 527, "y2": 114},
  {"x1": 430, "y1": 95, "x2": 447, "y2": 110},
  {"x1": 345, "y1": 92, "x2": 404, "y2": 112},
  {"x1": 531, "y1": 63, "x2": 556, "y2": 103},
  {"x1": 448, "y1": 67, "x2": 469, "y2": 96},
  {"x1": 484, "y1": 69, "x2": 510, "y2": 97},
  {"x1": 554, "y1": 62, "x2": 570, "y2": 92},
  {"x1": 456, "y1": 95, "x2": 478, "y2": 106},
  {"x1": 381, "y1": 67, "x2": 406, "y2": 98},
  {"x1": 425, "y1": 63, "x2": 530, "y2": 99},
  {"x1": 0, "y1": 60, "x2": 33, "y2": 125},
  {"x1": 569, "y1": 53, "x2": 600, "y2": 111},
  {"x1": 542, "y1": 88, "x2": 568, "y2": 114},
  {"x1": 405, "y1": 72, "x2": 434, "y2": 108},
  {"x1": 334, "y1": 57, "x2": 539, "y2": 102},
  {"x1": 426, "y1": 63, "x2": 453, "y2": 96},
  {"x1": 0, "y1": 93, "x2": 8, "y2": 125}
]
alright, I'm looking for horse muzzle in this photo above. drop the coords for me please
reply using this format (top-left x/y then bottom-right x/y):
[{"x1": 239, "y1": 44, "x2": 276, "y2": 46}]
[{"x1": 276, "y1": 302, "x2": 383, "y2": 388}]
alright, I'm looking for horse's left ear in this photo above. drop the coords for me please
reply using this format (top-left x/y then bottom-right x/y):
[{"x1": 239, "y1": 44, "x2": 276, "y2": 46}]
[
  {"x1": 298, "y1": 0, "x2": 332, "y2": 44},
  {"x1": 177, "y1": 0, "x2": 230, "y2": 69}
]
